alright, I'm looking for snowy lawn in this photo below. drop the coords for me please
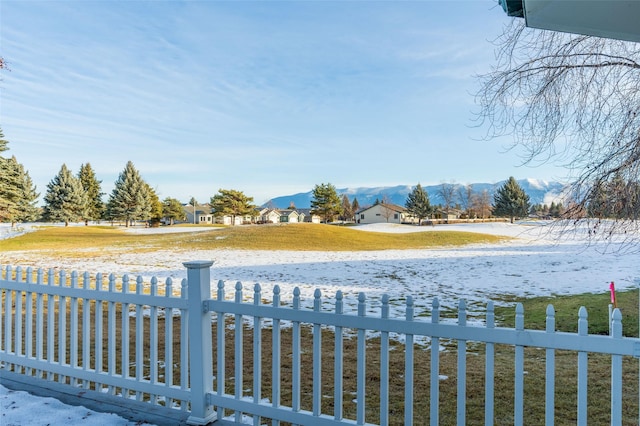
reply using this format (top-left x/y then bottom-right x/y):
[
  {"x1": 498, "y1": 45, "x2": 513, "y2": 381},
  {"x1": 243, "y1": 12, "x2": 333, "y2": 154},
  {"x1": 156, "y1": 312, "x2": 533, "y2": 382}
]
[{"x1": 0, "y1": 220, "x2": 638, "y2": 425}]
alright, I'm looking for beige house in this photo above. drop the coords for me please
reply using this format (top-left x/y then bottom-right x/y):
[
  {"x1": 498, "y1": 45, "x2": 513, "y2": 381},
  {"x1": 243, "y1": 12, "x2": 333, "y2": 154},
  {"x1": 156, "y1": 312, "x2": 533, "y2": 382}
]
[
  {"x1": 257, "y1": 208, "x2": 322, "y2": 224},
  {"x1": 356, "y1": 203, "x2": 409, "y2": 224}
]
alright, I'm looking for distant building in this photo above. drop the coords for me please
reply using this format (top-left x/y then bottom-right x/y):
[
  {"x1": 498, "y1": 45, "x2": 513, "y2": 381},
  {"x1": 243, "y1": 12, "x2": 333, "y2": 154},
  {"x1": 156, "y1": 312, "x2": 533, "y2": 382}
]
[
  {"x1": 356, "y1": 203, "x2": 409, "y2": 224},
  {"x1": 183, "y1": 203, "x2": 215, "y2": 224}
]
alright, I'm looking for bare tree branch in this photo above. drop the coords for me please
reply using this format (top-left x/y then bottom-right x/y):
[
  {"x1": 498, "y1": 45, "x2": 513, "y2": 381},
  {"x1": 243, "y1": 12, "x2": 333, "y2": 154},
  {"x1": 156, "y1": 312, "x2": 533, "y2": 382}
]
[{"x1": 476, "y1": 20, "x2": 640, "y2": 246}]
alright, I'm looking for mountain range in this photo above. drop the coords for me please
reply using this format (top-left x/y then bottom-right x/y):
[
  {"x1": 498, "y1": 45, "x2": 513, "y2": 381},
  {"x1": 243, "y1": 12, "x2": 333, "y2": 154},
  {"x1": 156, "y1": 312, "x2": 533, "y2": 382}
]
[{"x1": 264, "y1": 179, "x2": 566, "y2": 209}]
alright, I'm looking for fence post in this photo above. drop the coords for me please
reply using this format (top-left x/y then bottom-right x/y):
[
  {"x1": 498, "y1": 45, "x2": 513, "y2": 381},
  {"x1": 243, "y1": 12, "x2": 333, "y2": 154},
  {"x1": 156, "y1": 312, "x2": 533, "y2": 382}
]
[{"x1": 184, "y1": 260, "x2": 216, "y2": 426}]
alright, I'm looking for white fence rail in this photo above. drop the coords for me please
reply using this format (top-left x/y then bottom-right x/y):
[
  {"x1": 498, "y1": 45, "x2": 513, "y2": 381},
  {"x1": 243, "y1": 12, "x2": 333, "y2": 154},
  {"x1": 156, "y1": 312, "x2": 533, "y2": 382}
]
[{"x1": 1, "y1": 261, "x2": 639, "y2": 425}]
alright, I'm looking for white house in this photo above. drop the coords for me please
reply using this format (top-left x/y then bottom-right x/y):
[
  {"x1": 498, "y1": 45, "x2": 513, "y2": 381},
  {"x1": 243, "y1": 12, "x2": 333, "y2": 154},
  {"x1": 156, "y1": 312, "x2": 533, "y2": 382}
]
[
  {"x1": 183, "y1": 204, "x2": 215, "y2": 224},
  {"x1": 356, "y1": 203, "x2": 408, "y2": 224},
  {"x1": 278, "y1": 209, "x2": 301, "y2": 223}
]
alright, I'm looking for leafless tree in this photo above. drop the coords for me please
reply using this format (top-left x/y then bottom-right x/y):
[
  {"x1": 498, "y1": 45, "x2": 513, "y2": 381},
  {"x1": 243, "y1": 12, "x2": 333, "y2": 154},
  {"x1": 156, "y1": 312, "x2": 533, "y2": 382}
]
[
  {"x1": 457, "y1": 184, "x2": 474, "y2": 218},
  {"x1": 438, "y1": 182, "x2": 456, "y2": 214},
  {"x1": 471, "y1": 189, "x2": 492, "y2": 220},
  {"x1": 476, "y1": 20, "x2": 640, "y2": 242},
  {"x1": 380, "y1": 195, "x2": 395, "y2": 223}
]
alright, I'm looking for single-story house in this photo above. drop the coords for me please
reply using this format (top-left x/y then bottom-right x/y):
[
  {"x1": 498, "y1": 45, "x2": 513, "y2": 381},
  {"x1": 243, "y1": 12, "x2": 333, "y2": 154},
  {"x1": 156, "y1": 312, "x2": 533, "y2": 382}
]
[
  {"x1": 257, "y1": 208, "x2": 322, "y2": 224},
  {"x1": 183, "y1": 203, "x2": 215, "y2": 225},
  {"x1": 294, "y1": 209, "x2": 322, "y2": 223},
  {"x1": 356, "y1": 203, "x2": 409, "y2": 224}
]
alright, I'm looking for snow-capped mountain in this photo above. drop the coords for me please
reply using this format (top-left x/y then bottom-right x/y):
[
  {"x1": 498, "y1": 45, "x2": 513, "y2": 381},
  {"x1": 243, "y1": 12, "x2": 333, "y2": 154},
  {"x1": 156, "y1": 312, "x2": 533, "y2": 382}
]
[{"x1": 264, "y1": 179, "x2": 566, "y2": 209}]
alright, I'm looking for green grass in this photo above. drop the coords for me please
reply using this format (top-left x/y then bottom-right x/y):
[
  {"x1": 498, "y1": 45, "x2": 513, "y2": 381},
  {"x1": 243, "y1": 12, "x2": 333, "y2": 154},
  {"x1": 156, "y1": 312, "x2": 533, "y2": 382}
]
[
  {"x1": 495, "y1": 289, "x2": 640, "y2": 337},
  {"x1": 0, "y1": 223, "x2": 505, "y2": 253}
]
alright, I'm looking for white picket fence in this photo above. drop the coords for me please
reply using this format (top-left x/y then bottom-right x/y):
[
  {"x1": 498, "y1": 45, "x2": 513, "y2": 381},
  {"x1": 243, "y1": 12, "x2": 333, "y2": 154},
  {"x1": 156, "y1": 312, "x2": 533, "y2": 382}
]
[{"x1": 1, "y1": 261, "x2": 639, "y2": 425}]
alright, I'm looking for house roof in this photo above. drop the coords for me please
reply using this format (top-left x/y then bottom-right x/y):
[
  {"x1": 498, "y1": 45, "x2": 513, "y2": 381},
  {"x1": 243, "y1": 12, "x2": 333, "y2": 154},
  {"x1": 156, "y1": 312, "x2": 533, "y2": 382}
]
[{"x1": 356, "y1": 203, "x2": 406, "y2": 214}]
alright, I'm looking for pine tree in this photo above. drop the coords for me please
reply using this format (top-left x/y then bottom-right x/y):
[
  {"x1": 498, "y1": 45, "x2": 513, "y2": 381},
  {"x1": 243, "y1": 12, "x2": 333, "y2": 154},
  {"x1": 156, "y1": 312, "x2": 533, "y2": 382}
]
[
  {"x1": 0, "y1": 155, "x2": 21, "y2": 223},
  {"x1": 310, "y1": 183, "x2": 342, "y2": 223},
  {"x1": 42, "y1": 164, "x2": 87, "y2": 226},
  {"x1": 162, "y1": 197, "x2": 186, "y2": 225},
  {"x1": 405, "y1": 183, "x2": 432, "y2": 225},
  {"x1": 0, "y1": 129, "x2": 38, "y2": 224},
  {"x1": 12, "y1": 158, "x2": 39, "y2": 223},
  {"x1": 78, "y1": 163, "x2": 104, "y2": 225},
  {"x1": 492, "y1": 177, "x2": 530, "y2": 223},
  {"x1": 146, "y1": 184, "x2": 163, "y2": 225},
  {"x1": 210, "y1": 189, "x2": 256, "y2": 225},
  {"x1": 106, "y1": 161, "x2": 152, "y2": 227}
]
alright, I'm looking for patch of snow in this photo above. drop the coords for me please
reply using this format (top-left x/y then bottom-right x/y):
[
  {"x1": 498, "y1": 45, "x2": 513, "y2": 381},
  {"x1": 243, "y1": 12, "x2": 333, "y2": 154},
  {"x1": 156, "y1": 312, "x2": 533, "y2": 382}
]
[{"x1": 0, "y1": 384, "x2": 154, "y2": 426}]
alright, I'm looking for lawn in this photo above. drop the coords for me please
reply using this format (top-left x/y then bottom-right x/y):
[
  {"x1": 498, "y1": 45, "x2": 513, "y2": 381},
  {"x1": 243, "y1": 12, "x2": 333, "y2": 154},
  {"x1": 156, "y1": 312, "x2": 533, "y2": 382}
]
[{"x1": 0, "y1": 223, "x2": 505, "y2": 253}]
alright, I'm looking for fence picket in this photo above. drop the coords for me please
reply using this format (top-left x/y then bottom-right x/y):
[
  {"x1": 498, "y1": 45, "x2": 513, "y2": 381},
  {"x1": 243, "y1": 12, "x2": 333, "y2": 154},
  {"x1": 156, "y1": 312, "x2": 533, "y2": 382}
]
[
  {"x1": 35, "y1": 268, "x2": 44, "y2": 379},
  {"x1": 82, "y1": 271, "x2": 91, "y2": 389},
  {"x1": 457, "y1": 299, "x2": 467, "y2": 426},
  {"x1": 47, "y1": 268, "x2": 55, "y2": 381},
  {"x1": 216, "y1": 280, "x2": 226, "y2": 420},
  {"x1": 272, "y1": 285, "x2": 282, "y2": 426},
  {"x1": 253, "y1": 283, "x2": 263, "y2": 426},
  {"x1": 313, "y1": 289, "x2": 322, "y2": 417},
  {"x1": 95, "y1": 273, "x2": 104, "y2": 393},
  {"x1": 577, "y1": 306, "x2": 588, "y2": 426},
  {"x1": 234, "y1": 281, "x2": 244, "y2": 423},
  {"x1": 292, "y1": 287, "x2": 301, "y2": 416},
  {"x1": 611, "y1": 308, "x2": 623, "y2": 425},
  {"x1": 430, "y1": 297, "x2": 440, "y2": 426},
  {"x1": 357, "y1": 292, "x2": 367, "y2": 425},
  {"x1": 107, "y1": 273, "x2": 117, "y2": 395},
  {"x1": 164, "y1": 277, "x2": 174, "y2": 406},
  {"x1": 150, "y1": 277, "x2": 159, "y2": 404},
  {"x1": 135, "y1": 276, "x2": 144, "y2": 402},
  {"x1": 70, "y1": 271, "x2": 79, "y2": 386},
  {"x1": 25, "y1": 267, "x2": 33, "y2": 376},
  {"x1": 514, "y1": 303, "x2": 524, "y2": 426},
  {"x1": 122, "y1": 274, "x2": 131, "y2": 398},
  {"x1": 15, "y1": 267, "x2": 23, "y2": 375},
  {"x1": 180, "y1": 278, "x2": 189, "y2": 411},
  {"x1": 380, "y1": 294, "x2": 389, "y2": 426},
  {"x1": 545, "y1": 304, "x2": 555, "y2": 425},
  {"x1": 58, "y1": 270, "x2": 67, "y2": 384},
  {"x1": 485, "y1": 301, "x2": 495, "y2": 426},
  {"x1": 334, "y1": 290, "x2": 344, "y2": 422},
  {"x1": 405, "y1": 296, "x2": 414, "y2": 426}
]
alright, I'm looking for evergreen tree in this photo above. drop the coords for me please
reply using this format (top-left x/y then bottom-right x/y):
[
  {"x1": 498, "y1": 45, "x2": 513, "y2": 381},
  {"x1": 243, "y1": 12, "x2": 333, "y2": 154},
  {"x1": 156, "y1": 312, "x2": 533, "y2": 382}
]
[
  {"x1": 42, "y1": 164, "x2": 87, "y2": 226},
  {"x1": 162, "y1": 197, "x2": 186, "y2": 225},
  {"x1": 146, "y1": 184, "x2": 163, "y2": 225},
  {"x1": 0, "y1": 129, "x2": 39, "y2": 224},
  {"x1": 106, "y1": 161, "x2": 152, "y2": 227},
  {"x1": 405, "y1": 183, "x2": 432, "y2": 225},
  {"x1": 78, "y1": 163, "x2": 104, "y2": 225},
  {"x1": 341, "y1": 194, "x2": 353, "y2": 222},
  {"x1": 0, "y1": 154, "x2": 20, "y2": 223},
  {"x1": 492, "y1": 177, "x2": 530, "y2": 223},
  {"x1": 351, "y1": 197, "x2": 360, "y2": 215},
  {"x1": 310, "y1": 183, "x2": 342, "y2": 223},
  {"x1": 12, "y1": 158, "x2": 40, "y2": 223},
  {"x1": 210, "y1": 189, "x2": 256, "y2": 225}
]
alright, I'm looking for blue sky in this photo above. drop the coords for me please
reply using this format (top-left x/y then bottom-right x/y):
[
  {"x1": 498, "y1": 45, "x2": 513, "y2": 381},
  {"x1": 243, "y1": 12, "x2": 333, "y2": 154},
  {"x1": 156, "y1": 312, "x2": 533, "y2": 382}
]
[{"x1": 1, "y1": 0, "x2": 567, "y2": 205}]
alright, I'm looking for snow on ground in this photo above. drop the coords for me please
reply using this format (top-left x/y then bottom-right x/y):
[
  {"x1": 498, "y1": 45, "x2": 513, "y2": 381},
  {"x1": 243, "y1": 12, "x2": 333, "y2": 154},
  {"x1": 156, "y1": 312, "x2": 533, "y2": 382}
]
[
  {"x1": 0, "y1": 384, "x2": 152, "y2": 426},
  {"x1": 1, "y1": 221, "x2": 639, "y2": 319},
  {"x1": 1, "y1": 220, "x2": 639, "y2": 425}
]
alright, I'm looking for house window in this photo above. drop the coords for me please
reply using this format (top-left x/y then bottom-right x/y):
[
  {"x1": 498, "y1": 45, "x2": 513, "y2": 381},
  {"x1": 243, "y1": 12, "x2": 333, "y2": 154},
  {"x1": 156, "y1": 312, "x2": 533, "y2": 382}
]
[
  {"x1": 360, "y1": 214, "x2": 365, "y2": 219},
  {"x1": 394, "y1": 213, "x2": 398, "y2": 219}
]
